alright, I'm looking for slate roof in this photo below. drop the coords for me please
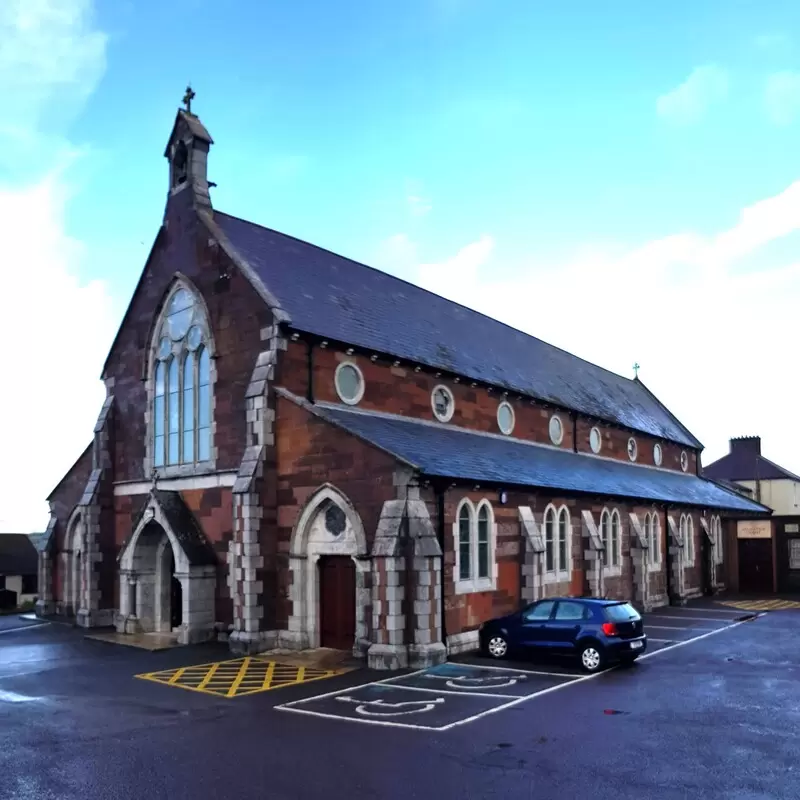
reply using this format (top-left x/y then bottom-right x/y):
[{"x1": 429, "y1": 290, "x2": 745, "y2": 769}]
[
  {"x1": 0, "y1": 534, "x2": 39, "y2": 576},
  {"x1": 703, "y1": 451, "x2": 800, "y2": 483},
  {"x1": 216, "y1": 212, "x2": 701, "y2": 449},
  {"x1": 306, "y1": 402, "x2": 767, "y2": 514}
]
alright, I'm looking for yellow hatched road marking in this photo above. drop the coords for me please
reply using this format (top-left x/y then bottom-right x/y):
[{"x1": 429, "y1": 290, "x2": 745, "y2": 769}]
[{"x1": 136, "y1": 656, "x2": 351, "y2": 698}]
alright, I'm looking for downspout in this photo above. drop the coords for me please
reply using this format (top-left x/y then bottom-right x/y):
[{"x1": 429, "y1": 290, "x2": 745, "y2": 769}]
[
  {"x1": 435, "y1": 482, "x2": 447, "y2": 650},
  {"x1": 306, "y1": 339, "x2": 315, "y2": 404}
]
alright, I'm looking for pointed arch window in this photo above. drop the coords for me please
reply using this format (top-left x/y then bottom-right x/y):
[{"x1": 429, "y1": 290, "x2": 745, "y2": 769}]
[
  {"x1": 681, "y1": 514, "x2": 695, "y2": 566},
  {"x1": 646, "y1": 511, "x2": 661, "y2": 571},
  {"x1": 544, "y1": 504, "x2": 571, "y2": 582},
  {"x1": 601, "y1": 508, "x2": 622, "y2": 574},
  {"x1": 712, "y1": 515, "x2": 724, "y2": 566},
  {"x1": 454, "y1": 499, "x2": 496, "y2": 594},
  {"x1": 151, "y1": 286, "x2": 212, "y2": 470}
]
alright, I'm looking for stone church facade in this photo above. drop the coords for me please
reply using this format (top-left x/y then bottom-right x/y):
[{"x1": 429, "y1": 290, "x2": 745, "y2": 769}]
[{"x1": 36, "y1": 100, "x2": 768, "y2": 669}]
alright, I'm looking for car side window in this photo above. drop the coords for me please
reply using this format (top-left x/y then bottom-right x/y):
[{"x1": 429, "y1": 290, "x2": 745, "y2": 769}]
[
  {"x1": 523, "y1": 601, "x2": 555, "y2": 621},
  {"x1": 553, "y1": 601, "x2": 585, "y2": 621}
]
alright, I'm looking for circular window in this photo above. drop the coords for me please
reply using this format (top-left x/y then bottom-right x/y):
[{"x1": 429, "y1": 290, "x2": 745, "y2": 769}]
[
  {"x1": 681, "y1": 451, "x2": 689, "y2": 472},
  {"x1": 653, "y1": 443, "x2": 663, "y2": 466},
  {"x1": 589, "y1": 427, "x2": 602, "y2": 454},
  {"x1": 431, "y1": 385, "x2": 455, "y2": 422},
  {"x1": 497, "y1": 402, "x2": 515, "y2": 435},
  {"x1": 549, "y1": 415, "x2": 564, "y2": 446},
  {"x1": 627, "y1": 437, "x2": 638, "y2": 461},
  {"x1": 334, "y1": 362, "x2": 365, "y2": 405}
]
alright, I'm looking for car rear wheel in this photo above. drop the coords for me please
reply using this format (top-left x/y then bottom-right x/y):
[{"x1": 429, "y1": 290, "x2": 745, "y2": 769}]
[
  {"x1": 485, "y1": 635, "x2": 509, "y2": 659},
  {"x1": 579, "y1": 643, "x2": 605, "y2": 673}
]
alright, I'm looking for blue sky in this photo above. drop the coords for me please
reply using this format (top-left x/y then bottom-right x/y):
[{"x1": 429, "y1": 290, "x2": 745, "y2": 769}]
[{"x1": 3, "y1": 0, "x2": 800, "y2": 529}]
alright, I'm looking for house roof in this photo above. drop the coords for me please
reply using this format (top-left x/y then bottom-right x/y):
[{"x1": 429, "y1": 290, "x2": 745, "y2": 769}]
[
  {"x1": 295, "y1": 398, "x2": 767, "y2": 514},
  {"x1": 217, "y1": 211, "x2": 701, "y2": 449},
  {"x1": 703, "y1": 451, "x2": 800, "y2": 483},
  {"x1": 0, "y1": 534, "x2": 39, "y2": 576}
]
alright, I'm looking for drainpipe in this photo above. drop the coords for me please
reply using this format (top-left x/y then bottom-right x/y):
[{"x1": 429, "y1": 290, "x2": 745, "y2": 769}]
[
  {"x1": 435, "y1": 482, "x2": 447, "y2": 649},
  {"x1": 306, "y1": 339, "x2": 315, "y2": 404}
]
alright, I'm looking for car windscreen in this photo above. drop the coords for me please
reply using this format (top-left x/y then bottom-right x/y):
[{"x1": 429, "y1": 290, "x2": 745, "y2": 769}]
[{"x1": 604, "y1": 603, "x2": 640, "y2": 622}]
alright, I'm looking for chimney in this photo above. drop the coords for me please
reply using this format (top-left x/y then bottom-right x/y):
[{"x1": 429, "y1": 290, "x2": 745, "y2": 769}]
[{"x1": 730, "y1": 436, "x2": 761, "y2": 455}]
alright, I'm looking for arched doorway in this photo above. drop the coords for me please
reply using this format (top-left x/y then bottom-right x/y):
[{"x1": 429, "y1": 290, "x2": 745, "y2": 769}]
[
  {"x1": 288, "y1": 485, "x2": 368, "y2": 653},
  {"x1": 130, "y1": 521, "x2": 183, "y2": 634}
]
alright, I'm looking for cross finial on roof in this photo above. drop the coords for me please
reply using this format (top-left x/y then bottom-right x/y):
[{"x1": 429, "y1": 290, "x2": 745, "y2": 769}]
[
  {"x1": 633, "y1": 362, "x2": 640, "y2": 379},
  {"x1": 183, "y1": 84, "x2": 196, "y2": 114}
]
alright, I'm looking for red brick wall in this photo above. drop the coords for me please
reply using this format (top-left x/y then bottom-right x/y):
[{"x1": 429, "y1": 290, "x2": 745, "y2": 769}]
[
  {"x1": 274, "y1": 393, "x2": 399, "y2": 628},
  {"x1": 50, "y1": 445, "x2": 93, "y2": 556},
  {"x1": 291, "y1": 341, "x2": 697, "y2": 473},
  {"x1": 103, "y1": 195, "x2": 273, "y2": 482}
]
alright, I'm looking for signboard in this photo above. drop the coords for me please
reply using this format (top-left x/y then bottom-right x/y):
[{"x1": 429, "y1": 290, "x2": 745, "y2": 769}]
[
  {"x1": 785, "y1": 524, "x2": 800, "y2": 534},
  {"x1": 790, "y1": 540, "x2": 800, "y2": 570},
  {"x1": 737, "y1": 520, "x2": 772, "y2": 539}
]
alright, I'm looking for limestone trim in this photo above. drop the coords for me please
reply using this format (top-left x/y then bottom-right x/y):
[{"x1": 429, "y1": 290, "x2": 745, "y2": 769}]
[
  {"x1": 115, "y1": 471, "x2": 237, "y2": 496},
  {"x1": 116, "y1": 494, "x2": 217, "y2": 645},
  {"x1": 581, "y1": 510, "x2": 604, "y2": 598},
  {"x1": 287, "y1": 484, "x2": 368, "y2": 653},
  {"x1": 452, "y1": 498, "x2": 497, "y2": 595},
  {"x1": 519, "y1": 506, "x2": 544, "y2": 603}
]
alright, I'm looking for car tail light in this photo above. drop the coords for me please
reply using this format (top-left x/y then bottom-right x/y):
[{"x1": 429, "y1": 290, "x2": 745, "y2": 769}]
[{"x1": 602, "y1": 622, "x2": 618, "y2": 637}]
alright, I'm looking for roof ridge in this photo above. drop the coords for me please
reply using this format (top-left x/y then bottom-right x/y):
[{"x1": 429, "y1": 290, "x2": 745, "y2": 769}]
[
  {"x1": 214, "y1": 210, "x2": 646, "y2": 389},
  {"x1": 757, "y1": 454, "x2": 800, "y2": 482}
]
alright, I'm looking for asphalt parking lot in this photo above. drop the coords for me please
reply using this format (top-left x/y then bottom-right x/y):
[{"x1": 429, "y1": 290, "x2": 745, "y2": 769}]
[{"x1": 1, "y1": 601, "x2": 798, "y2": 800}]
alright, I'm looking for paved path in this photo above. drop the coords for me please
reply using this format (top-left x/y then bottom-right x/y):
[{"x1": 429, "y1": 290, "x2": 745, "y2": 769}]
[{"x1": 0, "y1": 607, "x2": 798, "y2": 799}]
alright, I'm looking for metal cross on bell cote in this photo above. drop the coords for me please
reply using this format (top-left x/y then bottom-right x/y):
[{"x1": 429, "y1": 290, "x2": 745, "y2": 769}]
[
  {"x1": 183, "y1": 85, "x2": 196, "y2": 113},
  {"x1": 633, "y1": 362, "x2": 640, "y2": 379}
]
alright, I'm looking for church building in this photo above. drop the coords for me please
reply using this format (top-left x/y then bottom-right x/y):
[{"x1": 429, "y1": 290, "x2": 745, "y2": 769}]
[{"x1": 36, "y1": 97, "x2": 769, "y2": 669}]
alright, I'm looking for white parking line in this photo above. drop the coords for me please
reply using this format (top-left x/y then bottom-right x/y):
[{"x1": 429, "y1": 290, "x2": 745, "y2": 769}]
[
  {"x1": 647, "y1": 638, "x2": 674, "y2": 643},
  {"x1": 665, "y1": 606, "x2": 743, "y2": 615},
  {"x1": 451, "y1": 663, "x2": 578, "y2": 679},
  {"x1": 639, "y1": 619, "x2": 745, "y2": 661},
  {"x1": 649, "y1": 614, "x2": 737, "y2": 622},
  {"x1": 0, "y1": 623, "x2": 49, "y2": 636},
  {"x1": 646, "y1": 625, "x2": 711, "y2": 631},
  {"x1": 378, "y1": 683, "x2": 526, "y2": 700}
]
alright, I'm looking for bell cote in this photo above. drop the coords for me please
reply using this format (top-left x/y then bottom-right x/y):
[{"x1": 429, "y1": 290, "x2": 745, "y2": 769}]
[{"x1": 164, "y1": 86, "x2": 214, "y2": 211}]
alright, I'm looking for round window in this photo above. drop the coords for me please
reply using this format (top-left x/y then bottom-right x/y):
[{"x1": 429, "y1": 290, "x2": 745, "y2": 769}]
[
  {"x1": 653, "y1": 443, "x2": 663, "y2": 466},
  {"x1": 431, "y1": 385, "x2": 455, "y2": 422},
  {"x1": 589, "y1": 426, "x2": 602, "y2": 454},
  {"x1": 497, "y1": 402, "x2": 515, "y2": 435},
  {"x1": 549, "y1": 415, "x2": 564, "y2": 446},
  {"x1": 334, "y1": 362, "x2": 364, "y2": 405},
  {"x1": 681, "y1": 451, "x2": 689, "y2": 472},
  {"x1": 627, "y1": 437, "x2": 638, "y2": 462}
]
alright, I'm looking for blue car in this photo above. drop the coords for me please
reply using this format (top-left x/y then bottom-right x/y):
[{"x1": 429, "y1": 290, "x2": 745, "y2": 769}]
[{"x1": 478, "y1": 597, "x2": 647, "y2": 673}]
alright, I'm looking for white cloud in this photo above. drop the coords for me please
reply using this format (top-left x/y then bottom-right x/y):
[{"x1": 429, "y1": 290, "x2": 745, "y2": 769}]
[
  {"x1": 764, "y1": 71, "x2": 800, "y2": 126},
  {"x1": 656, "y1": 65, "x2": 729, "y2": 126},
  {"x1": 0, "y1": 0, "x2": 114, "y2": 532},
  {"x1": 383, "y1": 179, "x2": 800, "y2": 473}
]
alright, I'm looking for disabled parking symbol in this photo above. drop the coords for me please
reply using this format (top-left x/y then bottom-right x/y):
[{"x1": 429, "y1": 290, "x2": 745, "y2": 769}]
[
  {"x1": 423, "y1": 673, "x2": 527, "y2": 690},
  {"x1": 336, "y1": 696, "x2": 445, "y2": 717}
]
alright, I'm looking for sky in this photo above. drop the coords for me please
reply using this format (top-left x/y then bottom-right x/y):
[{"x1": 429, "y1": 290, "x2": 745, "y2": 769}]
[{"x1": 2, "y1": 0, "x2": 800, "y2": 531}]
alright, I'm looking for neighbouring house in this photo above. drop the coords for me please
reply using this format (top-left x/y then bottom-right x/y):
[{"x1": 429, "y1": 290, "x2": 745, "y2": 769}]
[
  {"x1": 704, "y1": 436, "x2": 800, "y2": 594},
  {"x1": 34, "y1": 96, "x2": 769, "y2": 668},
  {"x1": 0, "y1": 534, "x2": 39, "y2": 610}
]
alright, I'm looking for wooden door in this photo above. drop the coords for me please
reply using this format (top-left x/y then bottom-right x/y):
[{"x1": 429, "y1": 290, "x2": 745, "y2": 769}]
[
  {"x1": 319, "y1": 556, "x2": 356, "y2": 650},
  {"x1": 738, "y1": 538, "x2": 773, "y2": 593}
]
